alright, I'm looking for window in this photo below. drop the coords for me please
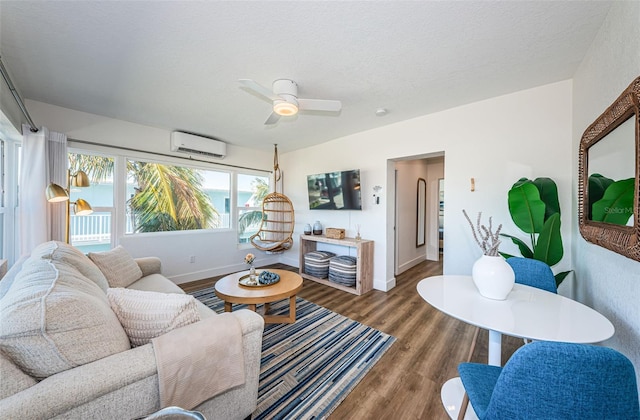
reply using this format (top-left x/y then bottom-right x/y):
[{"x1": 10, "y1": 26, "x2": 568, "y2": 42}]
[
  {"x1": 68, "y1": 153, "x2": 115, "y2": 253},
  {"x1": 0, "y1": 135, "x2": 20, "y2": 264},
  {"x1": 125, "y1": 159, "x2": 229, "y2": 233},
  {"x1": 0, "y1": 140, "x2": 5, "y2": 258},
  {"x1": 237, "y1": 173, "x2": 270, "y2": 244}
]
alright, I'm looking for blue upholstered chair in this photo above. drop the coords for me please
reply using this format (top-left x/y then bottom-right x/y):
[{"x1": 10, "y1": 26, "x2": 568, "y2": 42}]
[
  {"x1": 458, "y1": 341, "x2": 640, "y2": 419},
  {"x1": 506, "y1": 257, "x2": 557, "y2": 293}
]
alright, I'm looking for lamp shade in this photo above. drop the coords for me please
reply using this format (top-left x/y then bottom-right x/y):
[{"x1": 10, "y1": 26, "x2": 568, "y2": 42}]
[
  {"x1": 74, "y1": 199, "x2": 93, "y2": 215},
  {"x1": 71, "y1": 170, "x2": 91, "y2": 187},
  {"x1": 46, "y1": 183, "x2": 69, "y2": 202}
]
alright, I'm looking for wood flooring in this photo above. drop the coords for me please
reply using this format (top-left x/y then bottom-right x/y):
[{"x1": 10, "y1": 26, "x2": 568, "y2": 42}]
[{"x1": 180, "y1": 260, "x2": 523, "y2": 420}]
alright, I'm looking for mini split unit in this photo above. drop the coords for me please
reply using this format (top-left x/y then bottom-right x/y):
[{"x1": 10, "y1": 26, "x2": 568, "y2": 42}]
[{"x1": 170, "y1": 131, "x2": 226, "y2": 159}]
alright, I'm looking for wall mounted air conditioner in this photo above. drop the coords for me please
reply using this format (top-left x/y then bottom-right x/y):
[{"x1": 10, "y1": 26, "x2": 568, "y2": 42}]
[{"x1": 170, "y1": 131, "x2": 226, "y2": 159}]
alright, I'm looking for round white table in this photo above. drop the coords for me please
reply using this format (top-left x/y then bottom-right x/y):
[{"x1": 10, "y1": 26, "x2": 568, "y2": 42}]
[{"x1": 417, "y1": 275, "x2": 615, "y2": 419}]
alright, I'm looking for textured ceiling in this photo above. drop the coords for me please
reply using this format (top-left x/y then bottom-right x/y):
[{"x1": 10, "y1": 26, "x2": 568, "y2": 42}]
[{"x1": 0, "y1": 1, "x2": 611, "y2": 153}]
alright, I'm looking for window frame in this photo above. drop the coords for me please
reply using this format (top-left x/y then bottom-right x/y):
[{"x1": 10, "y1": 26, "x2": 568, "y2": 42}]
[
  {"x1": 67, "y1": 142, "x2": 272, "y2": 247},
  {"x1": 236, "y1": 171, "x2": 271, "y2": 248}
]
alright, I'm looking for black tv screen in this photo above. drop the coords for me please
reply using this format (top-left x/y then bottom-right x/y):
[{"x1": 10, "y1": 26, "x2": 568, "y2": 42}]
[{"x1": 307, "y1": 169, "x2": 362, "y2": 210}]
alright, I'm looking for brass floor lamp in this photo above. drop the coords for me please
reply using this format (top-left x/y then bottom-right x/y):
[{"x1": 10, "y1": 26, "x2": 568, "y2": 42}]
[{"x1": 45, "y1": 170, "x2": 93, "y2": 243}]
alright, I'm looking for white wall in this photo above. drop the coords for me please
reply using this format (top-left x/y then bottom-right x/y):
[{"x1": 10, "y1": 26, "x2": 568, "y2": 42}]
[
  {"x1": 572, "y1": 0, "x2": 640, "y2": 390},
  {"x1": 26, "y1": 100, "x2": 278, "y2": 283},
  {"x1": 281, "y1": 80, "x2": 573, "y2": 292},
  {"x1": 25, "y1": 81, "x2": 574, "y2": 294}
]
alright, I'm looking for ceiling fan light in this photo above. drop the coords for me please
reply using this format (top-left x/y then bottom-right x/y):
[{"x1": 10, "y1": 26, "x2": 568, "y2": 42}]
[{"x1": 273, "y1": 101, "x2": 298, "y2": 116}]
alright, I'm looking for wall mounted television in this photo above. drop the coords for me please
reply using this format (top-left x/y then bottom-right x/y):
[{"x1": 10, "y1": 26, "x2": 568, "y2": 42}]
[{"x1": 307, "y1": 169, "x2": 362, "y2": 210}]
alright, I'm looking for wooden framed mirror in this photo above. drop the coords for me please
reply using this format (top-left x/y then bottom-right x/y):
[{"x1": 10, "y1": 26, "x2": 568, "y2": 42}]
[
  {"x1": 417, "y1": 178, "x2": 426, "y2": 248},
  {"x1": 578, "y1": 76, "x2": 640, "y2": 261}
]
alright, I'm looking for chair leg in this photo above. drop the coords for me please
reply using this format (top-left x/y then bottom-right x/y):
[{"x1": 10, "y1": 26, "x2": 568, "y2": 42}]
[
  {"x1": 457, "y1": 326, "x2": 480, "y2": 420},
  {"x1": 457, "y1": 392, "x2": 470, "y2": 420},
  {"x1": 467, "y1": 327, "x2": 480, "y2": 362}
]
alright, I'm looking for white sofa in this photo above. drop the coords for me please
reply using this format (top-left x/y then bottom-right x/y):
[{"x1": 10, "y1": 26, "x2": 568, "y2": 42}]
[{"x1": 0, "y1": 241, "x2": 264, "y2": 419}]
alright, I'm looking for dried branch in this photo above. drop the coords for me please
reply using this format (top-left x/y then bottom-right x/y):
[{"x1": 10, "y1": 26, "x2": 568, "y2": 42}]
[{"x1": 463, "y1": 209, "x2": 502, "y2": 256}]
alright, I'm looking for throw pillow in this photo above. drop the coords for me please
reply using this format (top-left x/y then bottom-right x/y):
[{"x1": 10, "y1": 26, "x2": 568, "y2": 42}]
[
  {"x1": 107, "y1": 288, "x2": 201, "y2": 347},
  {"x1": 88, "y1": 245, "x2": 143, "y2": 288},
  {"x1": 0, "y1": 253, "x2": 131, "y2": 379}
]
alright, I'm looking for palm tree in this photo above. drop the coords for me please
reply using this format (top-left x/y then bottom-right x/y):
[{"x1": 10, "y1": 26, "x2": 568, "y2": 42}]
[
  {"x1": 238, "y1": 178, "x2": 270, "y2": 235},
  {"x1": 128, "y1": 162, "x2": 218, "y2": 232},
  {"x1": 69, "y1": 153, "x2": 114, "y2": 184},
  {"x1": 69, "y1": 154, "x2": 219, "y2": 232}
]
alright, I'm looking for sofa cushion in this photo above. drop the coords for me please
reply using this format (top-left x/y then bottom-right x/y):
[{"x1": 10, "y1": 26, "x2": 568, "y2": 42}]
[
  {"x1": 0, "y1": 242, "x2": 131, "y2": 379},
  {"x1": 0, "y1": 350, "x2": 36, "y2": 399},
  {"x1": 35, "y1": 241, "x2": 110, "y2": 292},
  {"x1": 107, "y1": 288, "x2": 201, "y2": 347},
  {"x1": 88, "y1": 245, "x2": 143, "y2": 288},
  {"x1": 0, "y1": 256, "x2": 28, "y2": 300}
]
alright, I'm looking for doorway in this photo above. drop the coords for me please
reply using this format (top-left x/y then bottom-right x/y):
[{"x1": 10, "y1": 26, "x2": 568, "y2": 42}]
[{"x1": 393, "y1": 153, "x2": 445, "y2": 277}]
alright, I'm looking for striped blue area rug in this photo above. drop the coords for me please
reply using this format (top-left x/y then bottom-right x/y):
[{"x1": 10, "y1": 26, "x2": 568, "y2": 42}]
[{"x1": 190, "y1": 286, "x2": 396, "y2": 420}]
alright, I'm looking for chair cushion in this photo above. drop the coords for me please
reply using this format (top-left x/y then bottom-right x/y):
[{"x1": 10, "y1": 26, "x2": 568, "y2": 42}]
[
  {"x1": 88, "y1": 245, "x2": 143, "y2": 288},
  {"x1": 107, "y1": 288, "x2": 201, "y2": 347},
  {"x1": 0, "y1": 242, "x2": 130, "y2": 379},
  {"x1": 250, "y1": 237, "x2": 292, "y2": 251}
]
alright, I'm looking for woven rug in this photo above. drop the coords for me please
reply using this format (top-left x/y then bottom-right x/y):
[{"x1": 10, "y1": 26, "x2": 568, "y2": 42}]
[{"x1": 189, "y1": 286, "x2": 396, "y2": 420}]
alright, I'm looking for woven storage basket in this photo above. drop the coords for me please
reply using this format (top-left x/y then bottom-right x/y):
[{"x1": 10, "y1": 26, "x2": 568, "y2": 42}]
[
  {"x1": 325, "y1": 228, "x2": 345, "y2": 239},
  {"x1": 303, "y1": 251, "x2": 336, "y2": 279}
]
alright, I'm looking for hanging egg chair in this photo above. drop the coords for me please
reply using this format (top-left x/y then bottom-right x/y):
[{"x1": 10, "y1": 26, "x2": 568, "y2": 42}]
[{"x1": 249, "y1": 145, "x2": 295, "y2": 253}]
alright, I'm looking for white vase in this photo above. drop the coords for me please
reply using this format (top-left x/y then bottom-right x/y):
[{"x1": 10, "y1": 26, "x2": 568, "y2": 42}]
[{"x1": 471, "y1": 255, "x2": 515, "y2": 300}]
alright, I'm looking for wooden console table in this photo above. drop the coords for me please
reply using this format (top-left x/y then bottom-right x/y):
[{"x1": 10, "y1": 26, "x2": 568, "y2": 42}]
[{"x1": 299, "y1": 234, "x2": 374, "y2": 295}]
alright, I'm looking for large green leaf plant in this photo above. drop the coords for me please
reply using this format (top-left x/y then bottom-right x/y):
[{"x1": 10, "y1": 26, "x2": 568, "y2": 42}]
[
  {"x1": 501, "y1": 177, "x2": 571, "y2": 286},
  {"x1": 588, "y1": 174, "x2": 634, "y2": 225}
]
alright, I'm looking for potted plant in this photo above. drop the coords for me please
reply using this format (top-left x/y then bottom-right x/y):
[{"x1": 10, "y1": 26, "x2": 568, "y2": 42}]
[
  {"x1": 463, "y1": 210, "x2": 515, "y2": 300},
  {"x1": 501, "y1": 177, "x2": 571, "y2": 286}
]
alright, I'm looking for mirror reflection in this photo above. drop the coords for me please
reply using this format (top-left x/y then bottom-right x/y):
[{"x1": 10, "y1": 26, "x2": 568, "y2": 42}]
[
  {"x1": 417, "y1": 178, "x2": 426, "y2": 248},
  {"x1": 587, "y1": 116, "x2": 636, "y2": 226}
]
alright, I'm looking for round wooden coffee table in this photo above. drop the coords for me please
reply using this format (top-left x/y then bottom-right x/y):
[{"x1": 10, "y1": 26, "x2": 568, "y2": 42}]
[{"x1": 214, "y1": 269, "x2": 303, "y2": 324}]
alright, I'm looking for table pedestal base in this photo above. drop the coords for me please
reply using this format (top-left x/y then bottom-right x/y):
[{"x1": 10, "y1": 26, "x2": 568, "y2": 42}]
[
  {"x1": 224, "y1": 295, "x2": 297, "y2": 324},
  {"x1": 488, "y1": 330, "x2": 502, "y2": 366},
  {"x1": 441, "y1": 377, "x2": 478, "y2": 420}
]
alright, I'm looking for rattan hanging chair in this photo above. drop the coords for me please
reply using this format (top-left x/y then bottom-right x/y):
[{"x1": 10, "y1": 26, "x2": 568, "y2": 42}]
[
  {"x1": 249, "y1": 192, "x2": 295, "y2": 252},
  {"x1": 249, "y1": 145, "x2": 295, "y2": 253}
]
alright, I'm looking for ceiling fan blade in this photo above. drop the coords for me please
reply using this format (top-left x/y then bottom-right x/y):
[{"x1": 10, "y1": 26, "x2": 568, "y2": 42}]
[
  {"x1": 238, "y1": 79, "x2": 280, "y2": 102},
  {"x1": 264, "y1": 112, "x2": 280, "y2": 125},
  {"x1": 298, "y1": 98, "x2": 342, "y2": 112}
]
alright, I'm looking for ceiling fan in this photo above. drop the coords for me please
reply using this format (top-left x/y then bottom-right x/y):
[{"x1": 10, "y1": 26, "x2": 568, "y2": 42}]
[{"x1": 239, "y1": 79, "x2": 342, "y2": 125}]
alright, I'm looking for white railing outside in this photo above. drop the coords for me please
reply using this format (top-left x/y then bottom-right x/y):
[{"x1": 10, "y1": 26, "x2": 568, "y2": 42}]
[
  {"x1": 70, "y1": 214, "x2": 111, "y2": 244},
  {"x1": 71, "y1": 213, "x2": 232, "y2": 244}
]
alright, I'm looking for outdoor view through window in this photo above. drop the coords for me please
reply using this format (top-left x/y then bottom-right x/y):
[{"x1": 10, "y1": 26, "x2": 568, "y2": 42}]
[{"x1": 67, "y1": 153, "x2": 269, "y2": 252}]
